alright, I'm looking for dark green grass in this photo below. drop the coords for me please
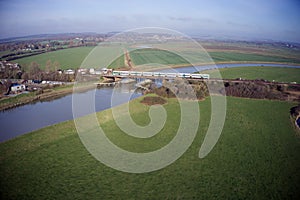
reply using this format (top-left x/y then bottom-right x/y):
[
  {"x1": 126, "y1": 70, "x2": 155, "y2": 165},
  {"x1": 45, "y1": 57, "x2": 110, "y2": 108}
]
[
  {"x1": 130, "y1": 48, "x2": 300, "y2": 67},
  {"x1": 14, "y1": 47, "x2": 94, "y2": 69},
  {"x1": 0, "y1": 50, "x2": 12, "y2": 58},
  {"x1": 203, "y1": 66, "x2": 300, "y2": 83},
  {"x1": 130, "y1": 48, "x2": 188, "y2": 66},
  {"x1": 108, "y1": 54, "x2": 125, "y2": 69},
  {"x1": 209, "y1": 52, "x2": 300, "y2": 64},
  {"x1": 0, "y1": 96, "x2": 299, "y2": 199}
]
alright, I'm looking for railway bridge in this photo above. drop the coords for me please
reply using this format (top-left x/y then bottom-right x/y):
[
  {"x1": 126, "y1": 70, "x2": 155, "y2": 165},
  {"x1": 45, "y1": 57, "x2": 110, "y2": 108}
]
[{"x1": 101, "y1": 70, "x2": 210, "y2": 82}]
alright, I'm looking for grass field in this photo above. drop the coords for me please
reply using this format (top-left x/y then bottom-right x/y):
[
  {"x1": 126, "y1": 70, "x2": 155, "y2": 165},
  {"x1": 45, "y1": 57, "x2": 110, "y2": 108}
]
[
  {"x1": 0, "y1": 50, "x2": 12, "y2": 57},
  {"x1": 14, "y1": 47, "x2": 94, "y2": 70},
  {"x1": 202, "y1": 66, "x2": 300, "y2": 83},
  {"x1": 12, "y1": 45, "x2": 300, "y2": 71},
  {"x1": 130, "y1": 48, "x2": 188, "y2": 66},
  {"x1": 79, "y1": 45, "x2": 126, "y2": 69},
  {"x1": 1, "y1": 96, "x2": 299, "y2": 199},
  {"x1": 129, "y1": 48, "x2": 300, "y2": 71},
  {"x1": 14, "y1": 46, "x2": 127, "y2": 70},
  {"x1": 209, "y1": 52, "x2": 300, "y2": 63},
  {"x1": 108, "y1": 54, "x2": 125, "y2": 69}
]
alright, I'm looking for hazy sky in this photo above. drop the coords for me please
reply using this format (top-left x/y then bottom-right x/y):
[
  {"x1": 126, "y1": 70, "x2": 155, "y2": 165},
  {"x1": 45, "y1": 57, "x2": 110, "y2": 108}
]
[{"x1": 0, "y1": 0, "x2": 299, "y2": 42}]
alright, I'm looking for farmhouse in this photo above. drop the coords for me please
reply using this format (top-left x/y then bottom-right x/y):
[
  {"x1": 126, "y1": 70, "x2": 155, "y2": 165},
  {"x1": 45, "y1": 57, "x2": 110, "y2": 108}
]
[{"x1": 11, "y1": 84, "x2": 26, "y2": 93}]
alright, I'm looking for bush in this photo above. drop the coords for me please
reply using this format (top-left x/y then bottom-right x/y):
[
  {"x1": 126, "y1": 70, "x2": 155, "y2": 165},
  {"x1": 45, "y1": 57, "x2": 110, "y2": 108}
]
[{"x1": 140, "y1": 96, "x2": 167, "y2": 105}]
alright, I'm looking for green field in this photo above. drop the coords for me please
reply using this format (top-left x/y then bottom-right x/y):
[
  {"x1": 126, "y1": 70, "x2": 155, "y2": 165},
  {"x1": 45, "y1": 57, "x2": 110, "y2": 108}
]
[
  {"x1": 14, "y1": 47, "x2": 94, "y2": 70},
  {"x1": 11, "y1": 46, "x2": 300, "y2": 71},
  {"x1": 0, "y1": 50, "x2": 12, "y2": 57},
  {"x1": 130, "y1": 48, "x2": 188, "y2": 66},
  {"x1": 129, "y1": 48, "x2": 300, "y2": 70},
  {"x1": 209, "y1": 52, "x2": 300, "y2": 63},
  {"x1": 152, "y1": 41, "x2": 300, "y2": 64},
  {"x1": 107, "y1": 55, "x2": 124, "y2": 69},
  {"x1": 203, "y1": 66, "x2": 300, "y2": 83},
  {"x1": 1, "y1": 96, "x2": 299, "y2": 199},
  {"x1": 14, "y1": 46, "x2": 127, "y2": 70}
]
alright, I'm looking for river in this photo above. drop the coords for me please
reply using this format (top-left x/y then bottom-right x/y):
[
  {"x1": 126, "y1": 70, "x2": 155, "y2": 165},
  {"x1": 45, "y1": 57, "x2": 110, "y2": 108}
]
[
  {"x1": 0, "y1": 84, "x2": 141, "y2": 142},
  {"x1": 0, "y1": 63, "x2": 299, "y2": 142}
]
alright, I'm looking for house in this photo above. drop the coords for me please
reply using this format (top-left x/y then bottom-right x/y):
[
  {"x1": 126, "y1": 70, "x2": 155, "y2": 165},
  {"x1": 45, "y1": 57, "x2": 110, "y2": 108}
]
[
  {"x1": 89, "y1": 68, "x2": 95, "y2": 74},
  {"x1": 77, "y1": 68, "x2": 88, "y2": 75},
  {"x1": 95, "y1": 70, "x2": 102, "y2": 75},
  {"x1": 57, "y1": 69, "x2": 63, "y2": 74},
  {"x1": 64, "y1": 69, "x2": 75, "y2": 75},
  {"x1": 101, "y1": 68, "x2": 113, "y2": 75},
  {"x1": 11, "y1": 84, "x2": 26, "y2": 93}
]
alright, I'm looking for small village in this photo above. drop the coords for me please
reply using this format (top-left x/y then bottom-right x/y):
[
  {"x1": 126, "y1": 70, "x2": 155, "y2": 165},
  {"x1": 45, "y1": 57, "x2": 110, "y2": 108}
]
[{"x1": 0, "y1": 60, "x2": 106, "y2": 97}]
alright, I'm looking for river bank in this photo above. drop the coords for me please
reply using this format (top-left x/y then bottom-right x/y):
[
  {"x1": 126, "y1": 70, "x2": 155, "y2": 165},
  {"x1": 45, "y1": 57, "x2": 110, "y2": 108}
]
[
  {"x1": 1, "y1": 62, "x2": 300, "y2": 112},
  {"x1": 0, "y1": 84, "x2": 95, "y2": 111}
]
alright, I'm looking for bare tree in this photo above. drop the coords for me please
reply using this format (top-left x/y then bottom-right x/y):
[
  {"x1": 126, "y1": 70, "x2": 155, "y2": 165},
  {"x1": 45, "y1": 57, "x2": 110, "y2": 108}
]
[
  {"x1": 53, "y1": 61, "x2": 60, "y2": 71},
  {"x1": 22, "y1": 72, "x2": 29, "y2": 80},
  {"x1": 29, "y1": 62, "x2": 42, "y2": 80},
  {"x1": 45, "y1": 60, "x2": 52, "y2": 73}
]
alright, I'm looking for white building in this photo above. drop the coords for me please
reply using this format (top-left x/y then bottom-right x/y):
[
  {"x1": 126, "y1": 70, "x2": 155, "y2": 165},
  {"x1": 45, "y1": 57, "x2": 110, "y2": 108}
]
[
  {"x1": 89, "y1": 68, "x2": 95, "y2": 74},
  {"x1": 78, "y1": 68, "x2": 88, "y2": 75},
  {"x1": 11, "y1": 84, "x2": 26, "y2": 92},
  {"x1": 64, "y1": 69, "x2": 75, "y2": 75}
]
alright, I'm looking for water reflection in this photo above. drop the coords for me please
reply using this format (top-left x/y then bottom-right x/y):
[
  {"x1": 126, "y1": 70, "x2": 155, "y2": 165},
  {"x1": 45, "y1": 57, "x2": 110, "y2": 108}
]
[{"x1": 0, "y1": 85, "x2": 142, "y2": 142}]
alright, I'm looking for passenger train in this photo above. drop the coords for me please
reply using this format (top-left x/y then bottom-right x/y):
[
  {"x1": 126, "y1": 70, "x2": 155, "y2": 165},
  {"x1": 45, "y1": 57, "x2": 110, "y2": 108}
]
[{"x1": 112, "y1": 70, "x2": 210, "y2": 79}]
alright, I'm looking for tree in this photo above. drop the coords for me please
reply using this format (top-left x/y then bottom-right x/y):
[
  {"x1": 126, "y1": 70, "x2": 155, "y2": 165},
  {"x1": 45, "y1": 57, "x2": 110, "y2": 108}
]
[
  {"x1": 22, "y1": 72, "x2": 29, "y2": 80},
  {"x1": 29, "y1": 62, "x2": 42, "y2": 80},
  {"x1": 68, "y1": 40, "x2": 74, "y2": 47},
  {"x1": 53, "y1": 61, "x2": 60, "y2": 71},
  {"x1": 45, "y1": 60, "x2": 52, "y2": 73}
]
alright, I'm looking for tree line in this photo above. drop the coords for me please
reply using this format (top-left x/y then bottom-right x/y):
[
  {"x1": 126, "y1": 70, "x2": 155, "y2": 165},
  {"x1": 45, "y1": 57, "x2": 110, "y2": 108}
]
[{"x1": 0, "y1": 60, "x2": 76, "y2": 82}]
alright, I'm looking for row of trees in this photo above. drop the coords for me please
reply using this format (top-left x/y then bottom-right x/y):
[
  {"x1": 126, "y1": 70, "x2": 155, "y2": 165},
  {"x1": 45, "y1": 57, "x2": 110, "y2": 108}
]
[
  {"x1": 0, "y1": 66, "x2": 22, "y2": 79},
  {"x1": 0, "y1": 61, "x2": 74, "y2": 81},
  {"x1": 21, "y1": 61, "x2": 76, "y2": 82},
  {"x1": 0, "y1": 60, "x2": 98, "y2": 82}
]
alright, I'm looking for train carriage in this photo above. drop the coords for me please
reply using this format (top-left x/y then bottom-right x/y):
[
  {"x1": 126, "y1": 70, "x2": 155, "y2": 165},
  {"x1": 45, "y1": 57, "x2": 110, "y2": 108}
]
[
  {"x1": 178, "y1": 73, "x2": 191, "y2": 78},
  {"x1": 153, "y1": 72, "x2": 165, "y2": 77},
  {"x1": 111, "y1": 70, "x2": 209, "y2": 79},
  {"x1": 142, "y1": 72, "x2": 153, "y2": 77}
]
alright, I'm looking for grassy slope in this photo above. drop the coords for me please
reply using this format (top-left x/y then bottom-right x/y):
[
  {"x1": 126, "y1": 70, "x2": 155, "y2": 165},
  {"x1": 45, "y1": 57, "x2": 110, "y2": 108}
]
[
  {"x1": 0, "y1": 96, "x2": 299, "y2": 199},
  {"x1": 203, "y1": 66, "x2": 300, "y2": 83}
]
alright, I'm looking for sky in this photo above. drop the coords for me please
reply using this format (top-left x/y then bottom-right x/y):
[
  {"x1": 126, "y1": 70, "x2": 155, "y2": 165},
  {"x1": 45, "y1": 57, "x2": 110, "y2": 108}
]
[{"x1": 0, "y1": 0, "x2": 299, "y2": 42}]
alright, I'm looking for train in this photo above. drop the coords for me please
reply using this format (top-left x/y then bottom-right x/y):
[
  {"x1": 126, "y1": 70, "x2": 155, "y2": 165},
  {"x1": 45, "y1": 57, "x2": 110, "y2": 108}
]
[{"x1": 112, "y1": 70, "x2": 210, "y2": 79}]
